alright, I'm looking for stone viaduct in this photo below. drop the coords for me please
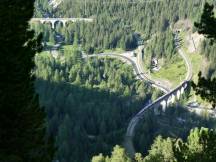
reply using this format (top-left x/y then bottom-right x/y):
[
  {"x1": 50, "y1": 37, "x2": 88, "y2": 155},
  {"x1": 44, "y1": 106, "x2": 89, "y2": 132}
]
[
  {"x1": 126, "y1": 81, "x2": 189, "y2": 137},
  {"x1": 30, "y1": 18, "x2": 94, "y2": 29}
]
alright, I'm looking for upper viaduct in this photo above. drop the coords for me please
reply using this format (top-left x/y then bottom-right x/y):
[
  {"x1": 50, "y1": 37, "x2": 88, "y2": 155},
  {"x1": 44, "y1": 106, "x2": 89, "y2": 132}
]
[{"x1": 30, "y1": 18, "x2": 94, "y2": 29}]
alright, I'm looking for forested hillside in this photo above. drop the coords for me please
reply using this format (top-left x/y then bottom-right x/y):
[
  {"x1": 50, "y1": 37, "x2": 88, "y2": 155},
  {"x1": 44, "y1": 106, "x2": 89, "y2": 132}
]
[
  {"x1": 35, "y1": 46, "x2": 159, "y2": 161},
  {"x1": 2, "y1": 0, "x2": 216, "y2": 161},
  {"x1": 92, "y1": 127, "x2": 216, "y2": 162},
  {"x1": 31, "y1": 1, "x2": 216, "y2": 162},
  {"x1": 32, "y1": 0, "x2": 216, "y2": 70},
  {"x1": 143, "y1": 30, "x2": 176, "y2": 68},
  {"x1": 33, "y1": 0, "x2": 214, "y2": 53}
]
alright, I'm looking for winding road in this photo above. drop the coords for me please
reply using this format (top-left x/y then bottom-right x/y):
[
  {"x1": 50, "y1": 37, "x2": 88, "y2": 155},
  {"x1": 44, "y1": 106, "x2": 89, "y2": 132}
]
[
  {"x1": 174, "y1": 32, "x2": 193, "y2": 81},
  {"x1": 123, "y1": 31, "x2": 192, "y2": 156}
]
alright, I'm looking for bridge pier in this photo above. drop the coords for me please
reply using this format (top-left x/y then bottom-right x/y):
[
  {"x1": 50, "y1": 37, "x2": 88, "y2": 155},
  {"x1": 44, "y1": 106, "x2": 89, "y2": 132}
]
[
  {"x1": 51, "y1": 21, "x2": 55, "y2": 29},
  {"x1": 167, "y1": 94, "x2": 175, "y2": 107},
  {"x1": 160, "y1": 100, "x2": 167, "y2": 112},
  {"x1": 40, "y1": 20, "x2": 45, "y2": 24},
  {"x1": 180, "y1": 87, "x2": 184, "y2": 94},
  {"x1": 171, "y1": 94, "x2": 175, "y2": 103}
]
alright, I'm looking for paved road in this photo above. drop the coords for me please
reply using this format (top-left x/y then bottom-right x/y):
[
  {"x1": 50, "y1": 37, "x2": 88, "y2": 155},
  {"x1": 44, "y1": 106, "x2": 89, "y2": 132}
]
[
  {"x1": 178, "y1": 48, "x2": 192, "y2": 80},
  {"x1": 174, "y1": 32, "x2": 193, "y2": 81}
]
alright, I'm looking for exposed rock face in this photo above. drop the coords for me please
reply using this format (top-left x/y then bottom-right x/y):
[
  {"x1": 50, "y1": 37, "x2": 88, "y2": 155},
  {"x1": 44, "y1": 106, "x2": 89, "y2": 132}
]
[{"x1": 186, "y1": 32, "x2": 204, "y2": 53}]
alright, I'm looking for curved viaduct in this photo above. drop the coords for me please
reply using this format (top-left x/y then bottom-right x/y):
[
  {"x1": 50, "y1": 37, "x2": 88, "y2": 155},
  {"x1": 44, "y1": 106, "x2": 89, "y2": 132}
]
[
  {"x1": 30, "y1": 18, "x2": 94, "y2": 29},
  {"x1": 126, "y1": 81, "x2": 189, "y2": 137}
]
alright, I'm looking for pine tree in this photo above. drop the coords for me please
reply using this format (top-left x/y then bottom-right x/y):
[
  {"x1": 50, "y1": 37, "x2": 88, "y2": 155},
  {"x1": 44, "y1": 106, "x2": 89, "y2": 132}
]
[
  {"x1": 91, "y1": 145, "x2": 131, "y2": 162},
  {"x1": 0, "y1": 0, "x2": 54, "y2": 161},
  {"x1": 194, "y1": 2, "x2": 216, "y2": 43},
  {"x1": 192, "y1": 2, "x2": 216, "y2": 108}
]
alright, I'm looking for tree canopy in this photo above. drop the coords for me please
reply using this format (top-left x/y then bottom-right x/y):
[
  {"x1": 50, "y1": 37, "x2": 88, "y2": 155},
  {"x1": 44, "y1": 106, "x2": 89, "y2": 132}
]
[
  {"x1": 192, "y1": 2, "x2": 216, "y2": 108},
  {"x1": 0, "y1": 0, "x2": 54, "y2": 161},
  {"x1": 92, "y1": 128, "x2": 216, "y2": 162},
  {"x1": 194, "y1": 2, "x2": 216, "y2": 43},
  {"x1": 35, "y1": 47, "x2": 155, "y2": 161}
]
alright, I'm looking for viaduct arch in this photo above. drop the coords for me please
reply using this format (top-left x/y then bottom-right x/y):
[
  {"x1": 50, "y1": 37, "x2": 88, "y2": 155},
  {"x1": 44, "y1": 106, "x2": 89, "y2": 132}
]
[{"x1": 30, "y1": 18, "x2": 94, "y2": 29}]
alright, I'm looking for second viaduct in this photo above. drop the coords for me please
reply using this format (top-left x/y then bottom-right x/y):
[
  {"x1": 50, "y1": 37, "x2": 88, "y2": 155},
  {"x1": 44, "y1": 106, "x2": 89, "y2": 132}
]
[{"x1": 30, "y1": 18, "x2": 94, "y2": 29}]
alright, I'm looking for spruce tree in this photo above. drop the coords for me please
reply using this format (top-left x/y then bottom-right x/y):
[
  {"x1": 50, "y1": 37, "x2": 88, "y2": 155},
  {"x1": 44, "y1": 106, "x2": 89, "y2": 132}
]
[
  {"x1": 0, "y1": 0, "x2": 54, "y2": 161},
  {"x1": 194, "y1": 2, "x2": 216, "y2": 43},
  {"x1": 192, "y1": 2, "x2": 216, "y2": 108}
]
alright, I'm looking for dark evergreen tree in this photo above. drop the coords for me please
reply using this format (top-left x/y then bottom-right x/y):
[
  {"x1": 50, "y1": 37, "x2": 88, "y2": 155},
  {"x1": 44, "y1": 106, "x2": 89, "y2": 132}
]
[
  {"x1": 92, "y1": 128, "x2": 216, "y2": 162},
  {"x1": 194, "y1": 2, "x2": 216, "y2": 43},
  {"x1": 192, "y1": 2, "x2": 216, "y2": 108},
  {"x1": 0, "y1": 0, "x2": 54, "y2": 161},
  {"x1": 192, "y1": 72, "x2": 216, "y2": 108}
]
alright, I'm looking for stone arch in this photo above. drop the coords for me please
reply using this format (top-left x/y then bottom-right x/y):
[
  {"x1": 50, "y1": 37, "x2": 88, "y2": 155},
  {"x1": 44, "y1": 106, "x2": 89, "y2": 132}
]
[
  {"x1": 42, "y1": 20, "x2": 54, "y2": 29},
  {"x1": 65, "y1": 20, "x2": 74, "y2": 27},
  {"x1": 54, "y1": 20, "x2": 64, "y2": 29},
  {"x1": 167, "y1": 94, "x2": 176, "y2": 107},
  {"x1": 171, "y1": 94, "x2": 175, "y2": 104},
  {"x1": 61, "y1": 20, "x2": 67, "y2": 27}
]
